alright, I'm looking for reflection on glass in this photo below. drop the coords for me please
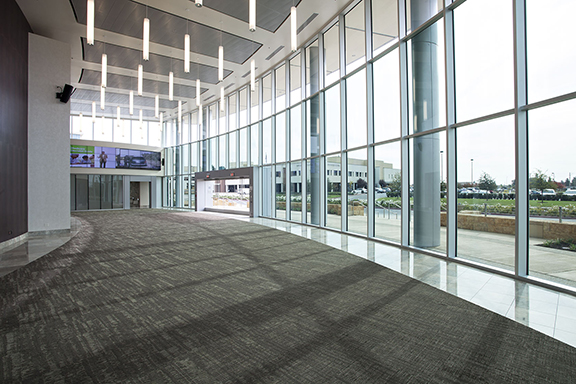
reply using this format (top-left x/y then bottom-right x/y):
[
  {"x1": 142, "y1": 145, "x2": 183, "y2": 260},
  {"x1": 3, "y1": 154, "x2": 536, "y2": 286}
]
[
  {"x1": 307, "y1": 158, "x2": 320, "y2": 225},
  {"x1": 228, "y1": 94, "x2": 237, "y2": 131},
  {"x1": 251, "y1": 123, "x2": 259, "y2": 166},
  {"x1": 228, "y1": 132, "x2": 237, "y2": 169},
  {"x1": 262, "y1": 119, "x2": 272, "y2": 164},
  {"x1": 527, "y1": 0, "x2": 576, "y2": 103},
  {"x1": 290, "y1": 53, "x2": 301, "y2": 106},
  {"x1": 239, "y1": 87, "x2": 248, "y2": 127},
  {"x1": 345, "y1": 1, "x2": 365, "y2": 73},
  {"x1": 182, "y1": 143, "x2": 190, "y2": 174},
  {"x1": 374, "y1": 142, "x2": 401, "y2": 243},
  {"x1": 372, "y1": 0, "x2": 398, "y2": 55},
  {"x1": 326, "y1": 155, "x2": 342, "y2": 230},
  {"x1": 276, "y1": 64, "x2": 286, "y2": 112},
  {"x1": 454, "y1": 0, "x2": 513, "y2": 122},
  {"x1": 263, "y1": 74, "x2": 272, "y2": 118},
  {"x1": 191, "y1": 142, "x2": 199, "y2": 172},
  {"x1": 262, "y1": 166, "x2": 273, "y2": 218},
  {"x1": 374, "y1": 49, "x2": 400, "y2": 143},
  {"x1": 324, "y1": 22, "x2": 340, "y2": 86},
  {"x1": 528, "y1": 100, "x2": 576, "y2": 287},
  {"x1": 306, "y1": 40, "x2": 319, "y2": 97},
  {"x1": 290, "y1": 161, "x2": 302, "y2": 222},
  {"x1": 239, "y1": 128, "x2": 248, "y2": 167},
  {"x1": 307, "y1": 96, "x2": 320, "y2": 157},
  {"x1": 325, "y1": 84, "x2": 341, "y2": 154},
  {"x1": 88, "y1": 174, "x2": 101, "y2": 210},
  {"x1": 219, "y1": 136, "x2": 226, "y2": 170},
  {"x1": 76, "y1": 175, "x2": 88, "y2": 210},
  {"x1": 276, "y1": 112, "x2": 286, "y2": 163},
  {"x1": 101, "y1": 175, "x2": 112, "y2": 209},
  {"x1": 275, "y1": 163, "x2": 287, "y2": 220},
  {"x1": 251, "y1": 80, "x2": 260, "y2": 123},
  {"x1": 211, "y1": 179, "x2": 250, "y2": 212},
  {"x1": 209, "y1": 138, "x2": 217, "y2": 171},
  {"x1": 113, "y1": 175, "x2": 123, "y2": 209},
  {"x1": 346, "y1": 69, "x2": 367, "y2": 149},
  {"x1": 347, "y1": 149, "x2": 368, "y2": 235},
  {"x1": 290, "y1": 105, "x2": 302, "y2": 160},
  {"x1": 407, "y1": 0, "x2": 442, "y2": 32}
]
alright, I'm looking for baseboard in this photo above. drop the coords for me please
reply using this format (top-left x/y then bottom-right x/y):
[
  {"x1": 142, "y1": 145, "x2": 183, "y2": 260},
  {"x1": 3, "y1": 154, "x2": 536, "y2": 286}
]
[
  {"x1": 29, "y1": 228, "x2": 71, "y2": 238},
  {"x1": 0, "y1": 233, "x2": 29, "y2": 253}
]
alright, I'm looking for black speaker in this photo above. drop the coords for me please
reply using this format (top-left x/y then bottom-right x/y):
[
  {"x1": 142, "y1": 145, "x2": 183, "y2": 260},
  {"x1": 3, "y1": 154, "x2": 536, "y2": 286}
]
[
  {"x1": 56, "y1": 84, "x2": 75, "y2": 103},
  {"x1": 161, "y1": 158, "x2": 165, "y2": 166}
]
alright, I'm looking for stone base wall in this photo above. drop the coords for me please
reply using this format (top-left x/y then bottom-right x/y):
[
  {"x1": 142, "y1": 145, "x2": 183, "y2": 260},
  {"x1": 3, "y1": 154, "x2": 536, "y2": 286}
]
[{"x1": 275, "y1": 202, "x2": 364, "y2": 216}]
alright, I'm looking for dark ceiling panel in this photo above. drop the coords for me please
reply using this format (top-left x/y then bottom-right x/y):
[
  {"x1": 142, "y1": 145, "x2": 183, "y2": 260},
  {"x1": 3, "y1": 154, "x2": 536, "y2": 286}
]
[{"x1": 70, "y1": 0, "x2": 261, "y2": 64}]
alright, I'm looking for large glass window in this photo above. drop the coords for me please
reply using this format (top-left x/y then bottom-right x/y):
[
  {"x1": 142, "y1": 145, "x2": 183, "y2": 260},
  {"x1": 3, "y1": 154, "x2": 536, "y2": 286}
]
[
  {"x1": 275, "y1": 64, "x2": 286, "y2": 112},
  {"x1": 325, "y1": 84, "x2": 341, "y2": 154},
  {"x1": 239, "y1": 88, "x2": 248, "y2": 127},
  {"x1": 219, "y1": 135, "x2": 227, "y2": 170},
  {"x1": 94, "y1": 117, "x2": 113, "y2": 142},
  {"x1": 347, "y1": 149, "x2": 368, "y2": 235},
  {"x1": 290, "y1": 105, "x2": 302, "y2": 160},
  {"x1": 326, "y1": 155, "x2": 342, "y2": 230},
  {"x1": 372, "y1": 0, "x2": 398, "y2": 55},
  {"x1": 262, "y1": 118, "x2": 272, "y2": 164},
  {"x1": 251, "y1": 123, "x2": 259, "y2": 166},
  {"x1": 306, "y1": 97, "x2": 320, "y2": 158},
  {"x1": 209, "y1": 138, "x2": 217, "y2": 171},
  {"x1": 191, "y1": 142, "x2": 199, "y2": 172},
  {"x1": 251, "y1": 80, "x2": 260, "y2": 123},
  {"x1": 454, "y1": 0, "x2": 514, "y2": 122},
  {"x1": 219, "y1": 101, "x2": 226, "y2": 134},
  {"x1": 290, "y1": 161, "x2": 302, "y2": 222},
  {"x1": 307, "y1": 158, "x2": 320, "y2": 225},
  {"x1": 191, "y1": 111, "x2": 199, "y2": 142},
  {"x1": 88, "y1": 175, "x2": 101, "y2": 210},
  {"x1": 262, "y1": 74, "x2": 272, "y2": 118},
  {"x1": 239, "y1": 127, "x2": 248, "y2": 167},
  {"x1": 345, "y1": 1, "x2": 365, "y2": 73},
  {"x1": 228, "y1": 94, "x2": 237, "y2": 131},
  {"x1": 406, "y1": 0, "x2": 443, "y2": 33},
  {"x1": 306, "y1": 40, "x2": 319, "y2": 97},
  {"x1": 290, "y1": 54, "x2": 302, "y2": 106},
  {"x1": 373, "y1": 49, "x2": 400, "y2": 143},
  {"x1": 374, "y1": 141, "x2": 401, "y2": 243},
  {"x1": 275, "y1": 163, "x2": 287, "y2": 220},
  {"x1": 324, "y1": 22, "x2": 340, "y2": 86},
  {"x1": 276, "y1": 112, "x2": 286, "y2": 163},
  {"x1": 346, "y1": 69, "x2": 367, "y2": 149},
  {"x1": 228, "y1": 131, "x2": 237, "y2": 169},
  {"x1": 182, "y1": 114, "x2": 190, "y2": 143},
  {"x1": 209, "y1": 103, "x2": 218, "y2": 137}
]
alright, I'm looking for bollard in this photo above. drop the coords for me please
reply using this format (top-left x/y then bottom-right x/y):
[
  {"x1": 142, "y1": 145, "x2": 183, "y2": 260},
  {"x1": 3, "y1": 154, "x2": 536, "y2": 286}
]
[{"x1": 559, "y1": 206, "x2": 563, "y2": 223}]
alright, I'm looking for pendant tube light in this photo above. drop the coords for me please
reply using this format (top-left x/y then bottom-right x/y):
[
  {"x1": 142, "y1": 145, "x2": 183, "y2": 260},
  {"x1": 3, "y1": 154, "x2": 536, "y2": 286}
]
[
  {"x1": 169, "y1": 72, "x2": 174, "y2": 101},
  {"x1": 195, "y1": 0, "x2": 202, "y2": 7},
  {"x1": 160, "y1": 112, "x2": 163, "y2": 128},
  {"x1": 218, "y1": 45, "x2": 224, "y2": 82},
  {"x1": 92, "y1": 101, "x2": 96, "y2": 122},
  {"x1": 178, "y1": 100, "x2": 182, "y2": 132},
  {"x1": 100, "y1": 86, "x2": 105, "y2": 109},
  {"x1": 143, "y1": 18, "x2": 150, "y2": 61},
  {"x1": 220, "y1": 87, "x2": 224, "y2": 112},
  {"x1": 129, "y1": 91, "x2": 134, "y2": 115},
  {"x1": 250, "y1": 59, "x2": 256, "y2": 91},
  {"x1": 117, "y1": 106, "x2": 120, "y2": 121},
  {"x1": 184, "y1": 34, "x2": 190, "y2": 73},
  {"x1": 138, "y1": 64, "x2": 143, "y2": 96},
  {"x1": 249, "y1": 0, "x2": 256, "y2": 32},
  {"x1": 196, "y1": 79, "x2": 201, "y2": 106},
  {"x1": 87, "y1": 0, "x2": 95, "y2": 45},
  {"x1": 79, "y1": 113, "x2": 83, "y2": 133},
  {"x1": 291, "y1": 6, "x2": 297, "y2": 52},
  {"x1": 155, "y1": 95, "x2": 159, "y2": 118},
  {"x1": 101, "y1": 54, "x2": 107, "y2": 88}
]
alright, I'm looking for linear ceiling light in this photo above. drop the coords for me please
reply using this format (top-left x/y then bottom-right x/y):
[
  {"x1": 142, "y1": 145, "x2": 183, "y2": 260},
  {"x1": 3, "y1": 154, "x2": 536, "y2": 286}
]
[
  {"x1": 100, "y1": 86, "x2": 105, "y2": 109},
  {"x1": 169, "y1": 72, "x2": 174, "y2": 101},
  {"x1": 87, "y1": 0, "x2": 94, "y2": 45},
  {"x1": 92, "y1": 101, "x2": 96, "y2": 122},
  {"x1": 143, "y1": 18, "x2": 150, "y2": 61},
  {"x1": 291, "y1": 6, "x2": 297, "y2": 52},
  {"x1": 218, "y1": 45, "x2": 224, "y2": 82},
  {"x1": 196, "y1": 79, "x2": 201, "y2": 106},
  {"x1": 101, "y1": 53, "x2": 107, "y2": 87},
  {"x1": 220, "y1": 87, "x2": 224, "y2": 112},
  {"x1": 155, "y1": 95, "x2": 159, "y2": 118},
  {"x1": 184, "y1": 34, "x2": 190, "y2": 73},
  {"x1": 138, "y1": 64, "x2": 143, "y2": 96},
  {"x1": 195, "y1": 0, "x2": 202, "y2": 7},
  {"x1": 129, "y1": 91, "x2": 134, "y2": 115},
  {"x1": 251, "y1": 59, "x2": 256, "y2": 91},
  {"x1": 249, "y1": 0, "x2": 256, "y2": 32},
  {"x1": 117, "y1": 106, "x2": 120, "y2": 121}
]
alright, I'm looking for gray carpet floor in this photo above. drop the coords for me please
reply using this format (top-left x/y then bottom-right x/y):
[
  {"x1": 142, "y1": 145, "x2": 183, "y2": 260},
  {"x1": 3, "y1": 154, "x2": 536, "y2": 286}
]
[{"x1": 1, "y1": 209, "x2": 575, "y2": 383}]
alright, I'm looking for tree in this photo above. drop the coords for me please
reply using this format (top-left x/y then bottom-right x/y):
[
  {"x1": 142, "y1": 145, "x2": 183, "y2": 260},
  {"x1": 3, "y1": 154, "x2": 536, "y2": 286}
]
[
  {"x1": 565, "y1": 178, "x2": 571, "y2": 187},
  {"x1": 379, "y1": 179, "x2": 387, "y2": 188},
  {"x1": 356, "y1": 178, "x2": 367, "y2": 190},
  {"x1": 530, "y1": 169, "x2": 553, "y2": 192},
  {"x1": 477, "y1": 172, "x2": 497, "y2": 191},
  {"x1": 389, "y1": 173, "x2": 401, "y2": 195}
]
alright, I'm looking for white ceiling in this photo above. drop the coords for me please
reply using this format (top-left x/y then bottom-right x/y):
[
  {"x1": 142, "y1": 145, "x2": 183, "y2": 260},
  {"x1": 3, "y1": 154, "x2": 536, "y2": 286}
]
[{"x1": 16, "y1": 0, "x2": 355, "y2": 119}]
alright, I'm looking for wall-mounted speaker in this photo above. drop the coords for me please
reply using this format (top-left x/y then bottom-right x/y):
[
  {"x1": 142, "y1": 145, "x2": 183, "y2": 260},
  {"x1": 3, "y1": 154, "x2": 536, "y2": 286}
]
[{"x1": 56, "y1": 84, "x2": 75, "y2": 103}]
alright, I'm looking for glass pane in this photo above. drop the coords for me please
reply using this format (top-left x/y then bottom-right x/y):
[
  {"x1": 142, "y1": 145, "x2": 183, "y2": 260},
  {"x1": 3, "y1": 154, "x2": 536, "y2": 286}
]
[
  {"x1": 262, "y1": 118, "x2": 272, "y2": 164},
  {"x1": 251, "y1": 124, "x2": 259, "y2": 166},
  {"x1": 228, "y1": 132, "x2": 237, "y2": 169},
  {"x1": 324, "y1": 22, "x2": 340, "y2": 86},
  {"x1": 262, "y1": 74, "x2": 272, "y2": 118},
  {"x1": 409, "y1": 131, "x2": 446, "y2": 253},
  {"x1": 290, "y1": 160, "x2": 302, "y2": 222},
  {"x1": 276, "y1": 112, "x2": 286, "y2": 163},
  {"x1": 325, "y1": 84, "x2": 341, "y2": 154},
  {"x1": 219, "y1": 135, "x2": 226, "y2": 169},
  {"x1": 191, "y1": 142, "x2": 199, "y2": 172},
  {"x1": 306, "y1": 40, "x2": 320, "y2": 97},
  {"x1": 407, "y1": 0, "x2": 443, "y2": 32},
  {"x1": 275, "y1": 163, "x2": 287, "y2": 220},
  {"x1": 347, "y1": 148, "x2": 368, "y2": 235},
  {"x1": 70, "y1": 175, "x2": 75, "y2": 211},
  {"x1": 306, "y1": 96, "x2": 320, "y2": 157},
  {"x1": 210, "y1": 138, "x2": 217, "y2": 171},
  {"x1": 209, "y1": 103, "x2": 218, "y2": 137},
  {"x1": 408, "y1": 19, "x2": 446, "y2": 134},
  {"x1": 228, "y1": 94, "x2": 237, "y2": 131},
  {"x1": 183, "y1": 175, "x2": 190, "y2": 207},
  {"x1": 239, "y1": 128, "x2": 248, "y2": 167},
  {"x1": 457, "y1": 117, "x2": 514, "y2": 270},
  {"x1": 88, "y1": 174, "x2": 101, "y2": 210},
  {"x1": 454, "y1": 0, "x2": 513, "y2": 122},
  {"x1": 326, "y1": 155, "x2": 342, "y2": 230},
  {"x1": 528, "y1": 100, "x2": 576, "y2": 287},
  {"x1": 307, "y1": 158, "x2": 320, "y2": 225},
  {"x1": 149, "y1": 120, "x2": 162, "y2": 145},
  {"x1": 290, "y1": 53, "x2": 302, "y2": 106},
  {"x1": 374, "y1": 141, "x2": 401, "y2": 243},
  {"x1": 290, "y1": 105, "x2": 302, "y2": 160},
  {"x1": 275, "y1": 64, "x2": 286, "y2": 112},
  {"x1": 201, "y1": 139, "x2": 208, "y2": 171},
  {"x1": 182, "y1": 114, "x2": 190, "y2": 143},
  {"x1": 262, "y1": 166, "x2": 273, "y2": 217},
  {"x1": 133, "y1": 120, "x2": 148, "y2": 145},
  {"x1": 76, "y1": 174, "x2": 88, "y2": 210},
  {"x1": 191, "y1": 111, "x2": 199, "y2": 142},
  {"x1": 372, "y1": 0, "x2": 399, "y2": 55},
  {"x1": 251, "y1": 79, "x2": 259, "y2": 123},
  {"x1": 527, "y1": 0, "x2": 576, "y2": 103},
  {"x1": 113, "y1": 119, "x2": 130, "y2": 144},
  {"x1": 374, "y1": 48, "x2": 401, "y2": 143},
  {"x1": 113, "y1": 175, "x2": 123, "y2": 209},
  {"x1": 219, "y1": 101, "x2": 226, "y2": 134},
  {"x1": 346, "y1": 68, "x2": 367, "y2": 149},
  {"x1": 182, "y1": 143, "x2": 190, "y2": 174},
  {"x1": 94, "y1": 117, "x2": 113, "y2": 142},
  {"x1": 345, "y1": 1, "x2": 365, "y2": 73},
  {"x1": 239, "y1": 87, "x2": 248, "y2": 127}
]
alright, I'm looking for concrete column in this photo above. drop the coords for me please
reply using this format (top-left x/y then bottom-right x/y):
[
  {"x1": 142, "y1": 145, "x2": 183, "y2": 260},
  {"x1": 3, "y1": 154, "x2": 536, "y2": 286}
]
[{"x1": 411, "y1": 0, "x2": 440, "y2": 247}]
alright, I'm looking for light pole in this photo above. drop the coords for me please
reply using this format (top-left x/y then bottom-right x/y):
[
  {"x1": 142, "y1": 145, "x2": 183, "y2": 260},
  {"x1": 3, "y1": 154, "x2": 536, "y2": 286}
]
[
  {"x1": 471, "y1": 159, "x2": 474, "y2": 185},
  {"x1": 440, "y1": 150, "x2": 444, "y2": 183}
]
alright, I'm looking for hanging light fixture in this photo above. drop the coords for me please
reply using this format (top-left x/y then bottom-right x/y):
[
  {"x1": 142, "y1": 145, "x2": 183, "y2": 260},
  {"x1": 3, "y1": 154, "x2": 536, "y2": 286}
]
[
  {"x1": 143, "y1": 16, "x2": 150, "y2": 61},
  {"x1": 138, "y1": 64, "x2": 143, "y2": 96},
  {"x1": 249, "y1": 0, "x2": 256, "y2": 32},
  {"x1": 117, "y1": 106, "x2": 121, "y2": 121},
  {"x1": 251, "y1": 59, "x2": 256, "y2": 91},
  {"x1": 169, "y1": 72, "x2": 174, "y2": 101},
  {"x1": 101, "y1": 53, "x2": 107, "y2": 88},
  {"x1": 160, "y1": 112, "x2": 163, "y2": 129},
  {"x1": 178, "y1": 100, "x2": 182, "y2": 133},
  {"x1": 129, "y1": 91, "x2": 134, "y2": 115},
  {"x1": 92, "y1": 101, "x2": 96, "y2": 122},
  {"x1": 291, "y1": 6, "x2": 297, "y2": 52},
  {"x1": 100, "y1": 86, "x2": 105, "y2": 109},
  {"x1": 218, "y1": 45, "x2": 224, "y2": 82},
  {"x1": 155, "y1": 95, "x2": 159, "y2": 118},
  {"x1": 195, "y1": 0, "x2": 202, "y2": 7},
  {"x1": 220, "y1": 87, "x2": 224, "y2": 112},
  {"x1": 79, "y1": 113, "x2": 83, "y2": 133},
  {"x1": 87, "y1": 0, "x2": 95, "y2": 45},
  {"x1": 196, "y1": 79, "x2": 201, "y2": 106},
  {"x1": 184, "y1": 33, "x2": 190, "y2": 73}
]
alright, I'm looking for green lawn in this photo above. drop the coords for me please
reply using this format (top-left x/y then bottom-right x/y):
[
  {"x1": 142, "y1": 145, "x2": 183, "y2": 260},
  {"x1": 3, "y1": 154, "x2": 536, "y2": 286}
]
[{"x1": 376, "y1": 197, "x2": 576, "y2": 208}]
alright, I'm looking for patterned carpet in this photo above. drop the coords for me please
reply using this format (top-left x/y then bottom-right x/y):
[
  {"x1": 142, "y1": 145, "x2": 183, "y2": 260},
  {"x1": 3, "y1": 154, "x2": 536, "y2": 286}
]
[{"x1": 1, "y1": 209, "x2": 575, "y2": 383}]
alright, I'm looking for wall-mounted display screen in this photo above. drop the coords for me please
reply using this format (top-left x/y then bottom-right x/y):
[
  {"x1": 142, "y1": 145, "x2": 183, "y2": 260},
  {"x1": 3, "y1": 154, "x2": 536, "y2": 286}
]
[{"x1": 70, "y1": 145, "x2": 161, "y2": 170}]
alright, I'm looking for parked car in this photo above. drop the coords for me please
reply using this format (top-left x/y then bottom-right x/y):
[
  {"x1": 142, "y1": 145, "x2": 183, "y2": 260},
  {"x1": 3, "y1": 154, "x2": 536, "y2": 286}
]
[
  {"x1": 542, "y1": 189, "x2": 556, "y2": 200},
  {"x1": 565, "y1": 189, "x2": 576, "y2": 196},
  {"x1": 128, "y1": 156, "x2": 147, "y2": 168}
]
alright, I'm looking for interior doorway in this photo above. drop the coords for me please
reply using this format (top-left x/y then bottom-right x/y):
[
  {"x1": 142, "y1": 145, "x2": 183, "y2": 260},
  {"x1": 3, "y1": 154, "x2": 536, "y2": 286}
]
[
  {"x1": 195, "y1": 168, "x2": 257, "y2": 217},
  {"x1": 130, "y1": 182, "x2": 150, "y2": 208}
]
